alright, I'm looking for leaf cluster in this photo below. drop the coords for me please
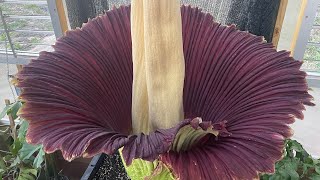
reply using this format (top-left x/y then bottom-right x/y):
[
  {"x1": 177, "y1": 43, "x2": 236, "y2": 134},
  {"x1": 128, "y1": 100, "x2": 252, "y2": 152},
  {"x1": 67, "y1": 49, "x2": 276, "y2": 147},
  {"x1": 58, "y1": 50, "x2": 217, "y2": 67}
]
[
  {"x1": 260, "y1": 139, "x2": 320, "y2": 180},
  {"x1": 0, "y1": 101, "x2": 45, "y2": 180}
]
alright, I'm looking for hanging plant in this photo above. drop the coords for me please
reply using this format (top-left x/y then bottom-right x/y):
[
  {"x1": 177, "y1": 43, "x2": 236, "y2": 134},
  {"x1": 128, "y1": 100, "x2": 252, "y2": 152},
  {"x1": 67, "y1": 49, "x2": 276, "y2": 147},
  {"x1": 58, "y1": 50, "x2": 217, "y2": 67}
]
[{"x1": 16, "y1": 4, "x2": 313, "y2": 180}]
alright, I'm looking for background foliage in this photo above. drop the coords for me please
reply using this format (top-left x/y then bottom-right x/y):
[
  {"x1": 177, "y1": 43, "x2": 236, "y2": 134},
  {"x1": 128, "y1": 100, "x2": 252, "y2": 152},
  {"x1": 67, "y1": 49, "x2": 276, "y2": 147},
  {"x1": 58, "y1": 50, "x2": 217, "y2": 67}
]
[
  {"x1": 260, "y1": 139, "x2": 320, "y2": 180},
  {"x1": 0, "y1": 101, "x2": 45, "y2": 180}
]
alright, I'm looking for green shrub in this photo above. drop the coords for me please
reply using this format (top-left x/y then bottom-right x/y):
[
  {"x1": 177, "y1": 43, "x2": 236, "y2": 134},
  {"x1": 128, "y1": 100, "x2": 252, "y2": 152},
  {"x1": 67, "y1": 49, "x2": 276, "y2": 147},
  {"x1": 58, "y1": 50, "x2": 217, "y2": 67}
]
[{"x1": 260, "y1": 139, "x2": 320, "y2": 180}]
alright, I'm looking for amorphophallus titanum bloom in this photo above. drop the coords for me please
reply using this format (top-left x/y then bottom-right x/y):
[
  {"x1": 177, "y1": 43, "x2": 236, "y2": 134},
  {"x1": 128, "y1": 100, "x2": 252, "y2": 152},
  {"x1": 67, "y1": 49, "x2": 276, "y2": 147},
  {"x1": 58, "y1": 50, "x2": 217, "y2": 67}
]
[{"x1": 16, "y1": 0, "x2": 314, "y2": 179}]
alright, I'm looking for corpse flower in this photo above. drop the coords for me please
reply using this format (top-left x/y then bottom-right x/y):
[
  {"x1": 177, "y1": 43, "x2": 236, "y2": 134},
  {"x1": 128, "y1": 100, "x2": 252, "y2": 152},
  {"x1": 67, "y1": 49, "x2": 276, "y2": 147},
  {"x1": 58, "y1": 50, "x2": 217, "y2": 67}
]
[{"x1": 16, "y1": 1, "x2": 313, "y2": 180}]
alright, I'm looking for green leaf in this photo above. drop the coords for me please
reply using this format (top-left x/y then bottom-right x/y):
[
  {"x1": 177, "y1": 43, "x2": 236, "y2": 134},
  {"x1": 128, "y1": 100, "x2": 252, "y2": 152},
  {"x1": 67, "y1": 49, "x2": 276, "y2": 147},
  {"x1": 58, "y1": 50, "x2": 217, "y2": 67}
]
[
  {"x1": 259, "y1": 174, "x2": 270, "y2": 180},
  {"x1": 269, "y1": 174, "x2": 285, "y2": 180},
  {"x1": 33, "y1": 148, "x2": 45, "y2": 169},
  {"x1": 10, "y1": 139, "x2": 22, "y2": 156},
  {"x1": 0, "y1": 105, "x2": 10, "y2": 119},
  {"x1": 289, "y1": 140, "x2": 305, "y2": 153},
  {"x1": 310, "y1": 175, "x2": 320, "y2": 180},
  {"x1": 3, "y1": 154, "x2": 13, "y2": 162},
  {"x1": 303, "y1": 163, "x2": 313, "y2": 174},
  {"x1": 261, "y1": 139, "x2": 320, "y2": 179},
  {"x1": 19, "y1": 143, "x2": 42, "y2": 162},
  {"x1": 315, "y1": 166, "x2": 320, "y2": 174},
  {"x1": 313, "y1": 159, "x2": 320, "y2": 165},
  {"x1": 120, "y1": 150, "x2": 174, "y2": 180},
  {"x1": 284, "y1": 163, "x2": 299, "y2": 179},
  {"x1": 277, "y1": 167, "x2": 290, "y2": 179},
  {"x1": 287, "y1": 169, "x2": 299, "y2": 180},
  {"x1": 145, "y1": 162, "x2": 175, "y2": 180},
  {"x1": 123, "y1": 157, "x2": 157, "y2": 179},
  {"x1": 6, "y1": 101, "x2": 22, "y2": 120},
  {"x1": 18, "y1": 167, "x2": 37, "y2": 180},
  {"x1": 10, "y1": 157, "x2": 21, "y2": 168},
  {"x1": 0, "y1": 157, "x2": 6, "y2": 170},
  {"x1": 18, "y1": 120, "x2": 29, "y2": 141},
  {"x1": 0, "y1": 169, "x2": 4, "y2": 180},
  {"x1": 305, "y1": 157, "x2": 315, "y2": 165}
]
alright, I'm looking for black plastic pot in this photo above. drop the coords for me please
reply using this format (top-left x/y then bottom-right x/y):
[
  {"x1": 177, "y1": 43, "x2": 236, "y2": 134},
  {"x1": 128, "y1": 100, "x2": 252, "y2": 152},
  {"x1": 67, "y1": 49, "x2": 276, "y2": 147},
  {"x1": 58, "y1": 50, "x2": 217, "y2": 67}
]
[{"x1": 81, "y1": 152, "x2": 129, "y2": 180}]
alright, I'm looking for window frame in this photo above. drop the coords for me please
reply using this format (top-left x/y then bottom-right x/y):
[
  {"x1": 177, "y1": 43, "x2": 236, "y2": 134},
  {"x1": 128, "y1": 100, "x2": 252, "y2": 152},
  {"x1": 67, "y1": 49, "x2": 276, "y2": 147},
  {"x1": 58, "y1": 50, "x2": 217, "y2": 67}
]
[{"x1": 293, "y1": 0, "x2": 320, "y2": 78}]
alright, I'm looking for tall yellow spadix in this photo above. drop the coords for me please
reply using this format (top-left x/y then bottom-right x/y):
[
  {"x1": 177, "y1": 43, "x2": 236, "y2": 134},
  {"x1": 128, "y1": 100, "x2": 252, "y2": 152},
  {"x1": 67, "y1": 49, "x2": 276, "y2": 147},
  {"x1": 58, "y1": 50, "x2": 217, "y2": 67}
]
[{"x1": 131, "y1": 0, "x2": 185, "y2": 134}]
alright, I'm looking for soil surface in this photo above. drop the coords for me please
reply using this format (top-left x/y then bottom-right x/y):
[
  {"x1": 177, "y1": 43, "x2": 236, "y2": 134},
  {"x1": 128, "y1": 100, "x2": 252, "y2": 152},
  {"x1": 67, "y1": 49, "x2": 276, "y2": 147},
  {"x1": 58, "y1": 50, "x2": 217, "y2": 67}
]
[{"x1": 92, "y1": 152, "x2": 130, "y2": 180}]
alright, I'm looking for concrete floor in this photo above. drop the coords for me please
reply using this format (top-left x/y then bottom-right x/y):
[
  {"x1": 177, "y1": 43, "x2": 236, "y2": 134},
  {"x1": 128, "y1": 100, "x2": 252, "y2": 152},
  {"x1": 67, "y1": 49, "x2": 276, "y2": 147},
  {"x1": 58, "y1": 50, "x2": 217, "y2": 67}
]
[{"x1": 291, "y1": 86, "x2": 320, "y2": 158}]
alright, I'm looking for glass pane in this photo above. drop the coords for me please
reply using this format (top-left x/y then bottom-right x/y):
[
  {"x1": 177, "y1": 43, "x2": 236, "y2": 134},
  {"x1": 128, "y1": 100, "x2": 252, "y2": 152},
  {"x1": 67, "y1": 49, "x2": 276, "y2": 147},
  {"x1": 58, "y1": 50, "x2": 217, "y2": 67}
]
[
  {"x1": 0, "y1": 18, "x2": 53, "y2": 31},
  {"x1": 315, "y1": 11, "x2": 320, "y2": 25},
  {"x1": 0, "y1": 1, "x2": 55, "y2": 56},
  {"x1": 303, "y1": 45, "x2": 320, "y2": 73},
  {"x1": 309, "y1": 29, "x2": 320, "y2": 43},
  {"x1": 0, "y1": 64, "x2": 17, "y2": 111},
  {"x1": 0, "y1": 3, "x2": 49, "y2": 16}
]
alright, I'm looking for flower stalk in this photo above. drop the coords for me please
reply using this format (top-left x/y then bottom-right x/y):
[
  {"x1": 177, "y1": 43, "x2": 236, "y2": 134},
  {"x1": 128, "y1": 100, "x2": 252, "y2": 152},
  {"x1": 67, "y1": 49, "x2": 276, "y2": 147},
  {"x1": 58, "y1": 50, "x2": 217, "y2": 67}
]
[{"x1": 131, "y1": 0, "x2": 185, "y2": 134}]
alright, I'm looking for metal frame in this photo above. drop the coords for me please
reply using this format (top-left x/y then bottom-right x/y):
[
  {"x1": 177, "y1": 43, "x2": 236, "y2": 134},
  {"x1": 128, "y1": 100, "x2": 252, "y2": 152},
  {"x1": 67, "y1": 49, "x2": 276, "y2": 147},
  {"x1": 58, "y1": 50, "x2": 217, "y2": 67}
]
[
  {"x1": 4, "y1": 15, "x2": 51, "y2": 20},
  {"x1": 0, "y1": 0, "x2": 63, "y2": 65},
  {"x1": 0, "y1": 118, "x2": 19, "y2": 125},
  {"x1": 47, "y1": 0, "x2": 64, "y2": 38},
  {"x1": 0, "y1": 29, "x2": 53, "y2": 34},
  {"x1": 0, "y1": 41, "x2": 51, "y2": 46},
  {"x1": 293, "y1": 0, "x2": 319, "y2": 60},
  {"x1": 0, "y1": 54, "x2": 31, "y2": 64},
  {"x1": 0, "y1": 8, "x2": 17, "y2": 58},
  {"x1": 308, "y1": 76, "x2": 320, "y2": 88},
  {"x1": 293, "y1": 0, "x2": 320, "y2": 77},
  {"x1": 81, "y1": 154, "x2": 104, "y2": 180},
  {"x1": 2, "y1": 0, "x2": 47, "y2": 5}
]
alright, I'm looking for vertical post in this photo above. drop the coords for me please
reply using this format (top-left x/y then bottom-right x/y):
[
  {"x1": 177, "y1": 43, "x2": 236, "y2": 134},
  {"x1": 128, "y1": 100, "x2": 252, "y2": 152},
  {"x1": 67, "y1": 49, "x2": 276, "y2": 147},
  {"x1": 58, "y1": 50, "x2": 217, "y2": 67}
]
[
  {"x1": 56, "y1": 0, "x2": 69, "y2": 34},
  {"x1": 272, "y1": 0, "x2": 288, "y2": 48},
  {"x1": 47, "y1": 0, "x2": 69, "y2": 38},
  {"x1": 0, "y1": 9, "x2": 17, "y2": 58},
  {"x1": 291, "y1": 0, "x2": 318, "y2": 59},
  {"x1": 0, "y1": 8, "x2": 22, "y2": 70}
]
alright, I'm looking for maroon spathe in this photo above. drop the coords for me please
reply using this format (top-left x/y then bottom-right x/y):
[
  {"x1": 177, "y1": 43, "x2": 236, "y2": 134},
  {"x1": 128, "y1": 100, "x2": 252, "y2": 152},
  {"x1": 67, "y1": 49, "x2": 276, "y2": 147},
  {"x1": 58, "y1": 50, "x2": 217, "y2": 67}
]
[{"x1": 17, "y1": 5, "x2": 313, "y2": 180}]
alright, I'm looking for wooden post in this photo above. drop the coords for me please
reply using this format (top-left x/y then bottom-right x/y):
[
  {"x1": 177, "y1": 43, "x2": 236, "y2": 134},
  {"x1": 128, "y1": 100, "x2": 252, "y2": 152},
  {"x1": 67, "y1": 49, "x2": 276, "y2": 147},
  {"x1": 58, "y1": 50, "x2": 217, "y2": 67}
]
[
  {"x1": 56, "y1": 0, "x2": 69, "y2": 34},
  {"x1": 290, "y1": 0, "x2": 308, "y2": 54},
  {"x1": 4, "y1": 99, "x2": 16, "y2": 140},
  {"x1": 272, "y1": 0, "x2": 288, "y2": 48}
]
